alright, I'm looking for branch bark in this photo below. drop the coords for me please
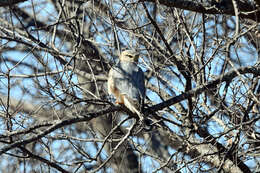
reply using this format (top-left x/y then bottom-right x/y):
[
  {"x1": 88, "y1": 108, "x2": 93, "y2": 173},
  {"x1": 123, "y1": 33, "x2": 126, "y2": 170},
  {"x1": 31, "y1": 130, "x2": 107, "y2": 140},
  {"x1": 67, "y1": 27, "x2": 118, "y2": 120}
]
[
  {"x1": 147, "y1": 66, "x2": 260, "y2": 113},
  {"x1": 0, "y1": 106, "x2": 120, "y2": 155},
  {"x1": 0, "y1": 0, "x2": 27, "y2": 7},
  {"x1": 142, "y1": 0, "x2": 259, "y2": 22}
]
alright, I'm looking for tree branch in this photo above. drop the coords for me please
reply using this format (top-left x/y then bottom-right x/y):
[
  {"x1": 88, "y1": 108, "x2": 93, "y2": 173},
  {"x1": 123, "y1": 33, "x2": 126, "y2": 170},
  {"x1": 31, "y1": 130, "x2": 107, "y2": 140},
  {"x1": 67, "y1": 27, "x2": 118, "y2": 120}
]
[
  {"x1": 141, "y1": 0, "x2": 259, "y2": 21},
  {"x1": 147, "y1": 66, "x2": 260, "y2": 113},
  {"x1": 0, "y1": 0, "x2": 27, "y2": 7},
  {"x1": 19, "y1": 147, "x2": 70, "y2": 173},
  {"x1": 0, "y1": 106, "x2": 120, "y2": 156}
]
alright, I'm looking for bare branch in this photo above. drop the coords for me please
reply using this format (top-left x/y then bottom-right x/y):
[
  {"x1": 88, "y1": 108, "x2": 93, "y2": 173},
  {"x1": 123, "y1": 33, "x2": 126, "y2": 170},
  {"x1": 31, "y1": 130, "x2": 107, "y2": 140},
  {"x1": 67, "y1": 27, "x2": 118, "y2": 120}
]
[{"x1": 0, "y1": 0, "x2": 27, "y2": 7}]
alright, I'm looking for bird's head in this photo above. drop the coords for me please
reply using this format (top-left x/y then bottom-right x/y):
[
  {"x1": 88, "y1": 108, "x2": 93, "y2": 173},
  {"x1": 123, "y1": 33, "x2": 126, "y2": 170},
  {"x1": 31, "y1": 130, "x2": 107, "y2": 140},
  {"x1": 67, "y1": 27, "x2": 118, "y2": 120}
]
[{"x1": 119, "y1": 50, "x2": 139, "y2": 63}]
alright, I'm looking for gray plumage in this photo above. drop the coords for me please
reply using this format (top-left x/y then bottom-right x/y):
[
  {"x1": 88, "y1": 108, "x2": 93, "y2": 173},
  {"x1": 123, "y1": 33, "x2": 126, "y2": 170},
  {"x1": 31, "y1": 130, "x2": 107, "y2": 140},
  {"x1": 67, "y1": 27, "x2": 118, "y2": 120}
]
[
  {"x1": 113, "y1": 61, "x2": 145, "y2": 105},
  {"x1": 108, "y1": 50, "x2": 145, "y2": 119}
]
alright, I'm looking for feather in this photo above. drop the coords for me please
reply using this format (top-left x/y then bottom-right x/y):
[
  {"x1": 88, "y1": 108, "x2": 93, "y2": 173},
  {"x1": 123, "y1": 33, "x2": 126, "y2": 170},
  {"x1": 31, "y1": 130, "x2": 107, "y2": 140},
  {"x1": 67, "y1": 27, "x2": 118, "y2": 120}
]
[
  {"x1": 122, "y1": 95, "x2": 143, "y2": 121},
  {"x1": 107, "y1": 50, "x2": 145, "y2": 120}
]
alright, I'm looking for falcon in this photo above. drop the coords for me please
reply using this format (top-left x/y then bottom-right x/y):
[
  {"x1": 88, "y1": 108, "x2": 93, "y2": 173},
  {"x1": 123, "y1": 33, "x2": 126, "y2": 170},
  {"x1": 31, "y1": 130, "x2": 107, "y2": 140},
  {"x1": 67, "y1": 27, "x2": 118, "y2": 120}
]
[{"x1": 108, "y1": 50, "x2": 145, "y2": 120}]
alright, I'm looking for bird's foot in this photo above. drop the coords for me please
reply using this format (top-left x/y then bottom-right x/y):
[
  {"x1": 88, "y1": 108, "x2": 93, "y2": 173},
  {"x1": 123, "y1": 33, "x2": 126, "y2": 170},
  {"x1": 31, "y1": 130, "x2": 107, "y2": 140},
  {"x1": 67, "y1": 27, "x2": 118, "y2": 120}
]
[
  {"x1": 138, "y1": 116, "x2": 144, "y2": 125},
  {"x1": 115, "y1": 100, "x2": 124, "y2": 105}
]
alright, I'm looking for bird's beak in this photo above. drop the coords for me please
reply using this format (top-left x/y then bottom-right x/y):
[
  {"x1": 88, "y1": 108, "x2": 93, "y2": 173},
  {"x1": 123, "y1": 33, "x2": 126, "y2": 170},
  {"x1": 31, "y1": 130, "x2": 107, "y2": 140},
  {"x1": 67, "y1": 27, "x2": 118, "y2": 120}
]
[{"x1": 134, "y1": 54, "x2": 139, "y2": 62}]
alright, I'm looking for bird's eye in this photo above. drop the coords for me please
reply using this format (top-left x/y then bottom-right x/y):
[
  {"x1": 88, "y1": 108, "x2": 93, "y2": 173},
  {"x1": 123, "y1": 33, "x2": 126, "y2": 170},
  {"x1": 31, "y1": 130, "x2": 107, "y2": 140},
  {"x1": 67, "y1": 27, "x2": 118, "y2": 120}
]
[{"x1": 127, "y1": 55, "x2": 133, "y2": 58}]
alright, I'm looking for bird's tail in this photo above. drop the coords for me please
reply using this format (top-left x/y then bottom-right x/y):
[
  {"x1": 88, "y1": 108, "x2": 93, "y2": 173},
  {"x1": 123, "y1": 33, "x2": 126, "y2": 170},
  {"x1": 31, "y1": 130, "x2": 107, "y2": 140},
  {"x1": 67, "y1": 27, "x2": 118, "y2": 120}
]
[{"x1": 122, "y1": 95, "x2": 143, "y2": 121}]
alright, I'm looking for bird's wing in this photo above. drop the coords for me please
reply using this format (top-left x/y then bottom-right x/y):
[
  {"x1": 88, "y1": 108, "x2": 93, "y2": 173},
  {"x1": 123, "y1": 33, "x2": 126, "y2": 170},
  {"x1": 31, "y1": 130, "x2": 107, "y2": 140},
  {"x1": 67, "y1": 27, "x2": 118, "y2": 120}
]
[
  {"x1": 108, "y1": 63, "x2": 145, "y2": 118},
  {"x1": 107, "y1": 68, "x2": 115, "y2": 96},
  {"x1": 108, "y1": 67, "x2": 123, "y2": 102},
  {"x1": 108, "y1": 65, "x2": 130, "y2": 104}
]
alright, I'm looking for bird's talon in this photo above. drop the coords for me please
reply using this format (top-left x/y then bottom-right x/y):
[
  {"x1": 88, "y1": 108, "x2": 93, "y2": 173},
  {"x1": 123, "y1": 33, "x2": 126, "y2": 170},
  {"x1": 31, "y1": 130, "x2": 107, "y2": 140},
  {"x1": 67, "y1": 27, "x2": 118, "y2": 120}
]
[{"x1": 138, "y1": 117, "x2": 144, "y2": 124}]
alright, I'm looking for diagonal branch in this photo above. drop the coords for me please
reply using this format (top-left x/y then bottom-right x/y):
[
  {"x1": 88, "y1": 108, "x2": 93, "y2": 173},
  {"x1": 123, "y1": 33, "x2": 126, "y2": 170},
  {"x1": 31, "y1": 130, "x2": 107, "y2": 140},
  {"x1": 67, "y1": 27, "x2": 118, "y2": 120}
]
[
  {"x1": 147, "y1": 66, "x2": 260, "y2": 113},
  {"x1": 19, "y1": 147, "x2": 70, "y2": 173},
  {"x1": 0, "y1": 106, "x2": 120, "y2": 156},
  {"x1": 0, "y1": 0, "x2": 27, "y2": 7},
  {"x1": 141, "y1": 0, "x2": 259, "y2": 21}
]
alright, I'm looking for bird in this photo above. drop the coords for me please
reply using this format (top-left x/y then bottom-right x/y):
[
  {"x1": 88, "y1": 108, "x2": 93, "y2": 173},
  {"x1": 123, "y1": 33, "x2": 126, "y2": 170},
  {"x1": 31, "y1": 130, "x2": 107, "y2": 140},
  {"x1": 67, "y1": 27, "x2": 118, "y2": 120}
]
[{"x1": 108, "y1": 50, "x2": 145, "y2": 121}]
